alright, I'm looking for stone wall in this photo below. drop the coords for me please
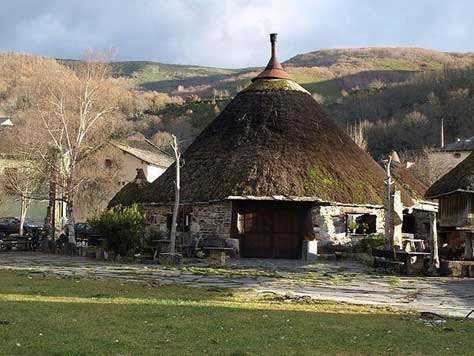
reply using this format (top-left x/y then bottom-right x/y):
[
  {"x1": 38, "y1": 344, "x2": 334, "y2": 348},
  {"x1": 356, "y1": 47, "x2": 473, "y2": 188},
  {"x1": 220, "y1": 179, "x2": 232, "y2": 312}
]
[
  {"x1": 312, "y1": 204, "x2": 385, "y2": 247},
  {"x1": 413, "y1": 209, "x2": 432, "y2": 241},
  {"x1": 190, "y1": 201, "x2": 232, "y2": 240},
  {"x1": 141, "y1": 201, "x2": 233, "y2": 240}
]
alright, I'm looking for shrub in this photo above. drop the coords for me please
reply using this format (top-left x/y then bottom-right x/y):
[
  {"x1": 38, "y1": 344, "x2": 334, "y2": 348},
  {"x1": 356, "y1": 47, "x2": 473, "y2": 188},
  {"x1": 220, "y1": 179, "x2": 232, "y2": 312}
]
[
  {"x1": 89, "y1": 204, "x2": 145, "y2": 256},
  {"x1": 360, "y1": 233, "x2": 386, "y2": 250}
]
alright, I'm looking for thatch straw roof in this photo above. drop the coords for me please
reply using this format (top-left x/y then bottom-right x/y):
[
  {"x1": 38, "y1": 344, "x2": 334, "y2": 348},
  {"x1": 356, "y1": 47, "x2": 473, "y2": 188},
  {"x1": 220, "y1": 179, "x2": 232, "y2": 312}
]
[
  {"x1": 113, "y1": 35, "x2": 414, "y2": 207},
  {"x1": 108, "y1": 169, "x2": 150, "y2": 207},
  {"x1": 138, "y1": 78, "x2": 413, "y2": 206},
  {"x1": 425, "y1": 152, "x2": 474, "y2": 198},
  {"x1": 390, "y1": 161, "x2": 427, "y2": 200}
]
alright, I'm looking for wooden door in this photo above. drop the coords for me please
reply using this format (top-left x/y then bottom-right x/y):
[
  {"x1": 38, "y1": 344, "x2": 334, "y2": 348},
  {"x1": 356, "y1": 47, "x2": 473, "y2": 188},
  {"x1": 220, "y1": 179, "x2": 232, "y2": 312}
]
[
  {"x1": 273, "y1": 208, "x2": 301, "y2": 258},
  {"x1": 239, "y1": 204, "x2": 303, "y2": 259}
]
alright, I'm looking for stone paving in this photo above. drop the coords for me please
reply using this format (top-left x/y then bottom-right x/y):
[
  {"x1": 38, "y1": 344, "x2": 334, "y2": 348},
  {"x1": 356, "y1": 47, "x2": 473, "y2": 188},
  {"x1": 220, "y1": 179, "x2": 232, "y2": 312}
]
[{"x1": 1, "y1": 252, "x2": 473, "y2": 317}]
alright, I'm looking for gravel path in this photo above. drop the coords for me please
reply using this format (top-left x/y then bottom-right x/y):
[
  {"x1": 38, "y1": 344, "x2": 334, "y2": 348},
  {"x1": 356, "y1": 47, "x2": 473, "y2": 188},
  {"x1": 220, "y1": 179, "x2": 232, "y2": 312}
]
[{"x1": 1, "y1": 252, "x2": 473, "y2": 317}]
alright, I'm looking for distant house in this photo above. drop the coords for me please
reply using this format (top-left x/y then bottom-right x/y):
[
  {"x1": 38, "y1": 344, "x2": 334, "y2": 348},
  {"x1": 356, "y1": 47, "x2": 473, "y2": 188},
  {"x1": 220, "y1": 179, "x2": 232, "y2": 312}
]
[
  {"x1": 431, "y1": 136, "x2": 474, "y2": 171},
  {"x1": 110, "y1": 139, "x2": 174, "y2": 187},
  {"x1": 51, "y1": 138, "x2": 174, "y2": 223}
]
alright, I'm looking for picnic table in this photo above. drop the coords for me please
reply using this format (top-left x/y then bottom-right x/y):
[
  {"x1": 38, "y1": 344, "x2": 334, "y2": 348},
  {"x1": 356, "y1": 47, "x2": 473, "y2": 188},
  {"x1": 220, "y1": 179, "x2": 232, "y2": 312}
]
[
  {"x1": 402, "y1": 238, "x2": 426, "y2": 252},
  {"x1": 372, "y1": 248, "x2": 430, "y2": 274},
  {"x1": 203, "y1": 247, "x2": 233, "y2": 266},
  {"x1": 394, "y1": 250, "x2": 430, "y2": 274}
]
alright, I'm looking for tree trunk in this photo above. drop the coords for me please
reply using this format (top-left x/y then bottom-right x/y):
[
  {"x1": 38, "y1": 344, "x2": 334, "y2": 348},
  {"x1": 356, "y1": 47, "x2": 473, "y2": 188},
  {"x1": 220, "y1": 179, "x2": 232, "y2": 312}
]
[
  {"x1": 66, "y1": 197, "x2": 76, "y2": 245},
  {"x1": 170, "y1": 180, "x2": 179, "y2": 254},
  {"x1": 429, "y1": 213, "x2": 440, "y2": 273},
  {"x1": 19, "y1": 196, "x2": 28, "y2": 236},
  {"x1": 169, "y1": 135, "x2": 180, "y2": 254}
]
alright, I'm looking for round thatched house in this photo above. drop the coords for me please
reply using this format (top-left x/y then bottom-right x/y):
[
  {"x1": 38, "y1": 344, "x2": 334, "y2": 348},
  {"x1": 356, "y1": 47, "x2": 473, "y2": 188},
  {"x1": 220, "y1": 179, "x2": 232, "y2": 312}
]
[{"x1": 113, "y1": 34, "x2": 416, "y2": 258}]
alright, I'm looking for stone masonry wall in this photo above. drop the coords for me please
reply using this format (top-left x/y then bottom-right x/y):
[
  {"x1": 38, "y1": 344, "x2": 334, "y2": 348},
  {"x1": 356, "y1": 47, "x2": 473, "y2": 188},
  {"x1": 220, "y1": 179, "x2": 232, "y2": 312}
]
[
  {"x1": 141, "y1": 201, "x2": 233, "y2": 240},
  {"x1": 312, "y1": 204, "x2": 385, "y2": 247},
  {"x1": 190, "y1": 201, "x2": 232, "y2": 240}
]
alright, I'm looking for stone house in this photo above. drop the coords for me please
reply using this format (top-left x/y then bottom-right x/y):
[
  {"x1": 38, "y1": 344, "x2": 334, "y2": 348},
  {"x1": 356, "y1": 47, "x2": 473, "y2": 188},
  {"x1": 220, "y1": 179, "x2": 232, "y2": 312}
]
[
  {"x1": 110, "y1": 34, "x2": 424, "y2": 258},
  {"x1": 433, "y1": 136, "x2": 474, "y2": 165},
  {"x1": 109, "y1": 138, "x2": 174, "y2": 187}
]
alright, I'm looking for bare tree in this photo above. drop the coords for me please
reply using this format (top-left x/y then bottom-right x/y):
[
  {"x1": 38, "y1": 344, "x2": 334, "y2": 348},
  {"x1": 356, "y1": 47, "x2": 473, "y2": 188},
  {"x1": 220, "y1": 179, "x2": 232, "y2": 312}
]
[
  {"x1": 347, "y1": 120, "x2": 369, "y2": 151},
  {"x1": 35, "y1": 51, "x2": 126, "y2": 246},
  {"x1": 169, "y1": 134, "x2": 182, "y2": 255},
  {"x1": 0, "y1": 128, "x2": 47, "y2": 234}
]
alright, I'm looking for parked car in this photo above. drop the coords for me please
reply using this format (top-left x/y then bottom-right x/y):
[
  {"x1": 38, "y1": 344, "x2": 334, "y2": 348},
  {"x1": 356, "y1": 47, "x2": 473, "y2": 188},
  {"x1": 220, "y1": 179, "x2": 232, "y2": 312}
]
[
  {"x1": 75, "y1": 223, "x2": 100, "y2": 242},
  {"x1": 0, "y1": 217, "x2": 42, "y2": 236},
  {"x1": 57, "y1": 223, "x2": 101, "y2": 247}
]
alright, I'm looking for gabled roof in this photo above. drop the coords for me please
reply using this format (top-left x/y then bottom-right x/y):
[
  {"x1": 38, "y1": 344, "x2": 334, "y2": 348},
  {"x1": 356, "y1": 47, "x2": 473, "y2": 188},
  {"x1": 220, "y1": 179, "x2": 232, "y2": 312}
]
[
  {"x1": 425, "y1": 151, "x2": 474, "y2": 198},
  {"x1": 434, "y1": 136, "x2": 474, "y2": 152},
  {"x1": 112, "y1": 139, "x2": 174, "y2": 168}
]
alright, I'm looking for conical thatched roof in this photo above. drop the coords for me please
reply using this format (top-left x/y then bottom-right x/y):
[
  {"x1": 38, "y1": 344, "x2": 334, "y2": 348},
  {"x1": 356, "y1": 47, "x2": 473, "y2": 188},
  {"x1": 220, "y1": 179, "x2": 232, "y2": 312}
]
[
  {"x1": 108, "y1": 169, "x2": 150, "y2": 208},
  {"x1": 425, "y1": 152, "x2": 474, "y2": 199},
  {"x1": 390, "y1": 161, "x2": 427, "y2": 200},
  {"x1": 133, "y1": 35, "x2": 414, "y2": 207}
]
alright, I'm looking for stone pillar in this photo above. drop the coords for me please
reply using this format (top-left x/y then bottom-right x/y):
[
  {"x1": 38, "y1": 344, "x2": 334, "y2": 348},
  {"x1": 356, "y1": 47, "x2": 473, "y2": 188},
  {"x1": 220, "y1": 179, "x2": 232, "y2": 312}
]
[
  {"x1": 463, "y1": 232, "x2": 474, "y2": 261},
  {"x1": 392, "y1": 190, "x2": 403, "y2": 249}
]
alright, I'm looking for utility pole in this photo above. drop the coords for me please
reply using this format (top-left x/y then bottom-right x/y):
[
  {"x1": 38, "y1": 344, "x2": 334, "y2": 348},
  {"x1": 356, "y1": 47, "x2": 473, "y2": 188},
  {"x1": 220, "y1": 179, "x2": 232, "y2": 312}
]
[
  {"x1": 440, "y1": 117, "x2": 444, "y2": 148},
  {"x1": 384, "y1": 156, "x2": 393, "y2": 247}
]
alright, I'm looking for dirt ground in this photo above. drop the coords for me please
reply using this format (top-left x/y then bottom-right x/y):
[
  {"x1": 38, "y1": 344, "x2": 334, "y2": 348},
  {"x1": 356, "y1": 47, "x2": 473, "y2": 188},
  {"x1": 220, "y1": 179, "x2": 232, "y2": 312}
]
[{"x1": 1, "y1": 252, "x2": 473, "y2": 318}]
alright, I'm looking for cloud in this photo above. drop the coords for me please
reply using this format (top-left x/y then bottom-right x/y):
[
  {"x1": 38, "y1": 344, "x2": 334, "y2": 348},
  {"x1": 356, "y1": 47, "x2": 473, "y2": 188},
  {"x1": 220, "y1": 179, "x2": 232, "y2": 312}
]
[{"x1": 0, "y1": 0, "x2": 473, "y2": 67}]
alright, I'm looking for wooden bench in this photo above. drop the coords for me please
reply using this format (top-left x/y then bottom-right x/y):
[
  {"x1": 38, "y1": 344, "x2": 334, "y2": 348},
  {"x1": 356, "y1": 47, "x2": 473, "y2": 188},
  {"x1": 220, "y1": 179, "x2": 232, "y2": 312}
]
[
  {"x1": 371, "y1": 248, "x2": 404, "y2": 272},
  {"x1": 203, "y1": 247, "x2": 234, "y2": 266},
  {"x1": 1, "y1": 239, "x2": 31, "y2": 251}
]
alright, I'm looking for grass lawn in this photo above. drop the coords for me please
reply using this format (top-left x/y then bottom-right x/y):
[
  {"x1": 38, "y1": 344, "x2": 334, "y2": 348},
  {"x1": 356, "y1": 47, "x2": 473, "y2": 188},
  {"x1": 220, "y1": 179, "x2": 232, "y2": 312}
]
[{"x1": 0, "y1": 270, "x2": 473, "y2": 355}]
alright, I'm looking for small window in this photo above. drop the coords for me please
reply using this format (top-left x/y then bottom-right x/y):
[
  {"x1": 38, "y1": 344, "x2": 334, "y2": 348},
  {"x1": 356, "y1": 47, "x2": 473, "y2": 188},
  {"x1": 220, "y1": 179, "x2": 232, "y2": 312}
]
[
  {"x1": 104, "y1": 159, "x2": 113, "y2": 168},
  {"x1": 347, "y1": 213, "x2": 377, "y2": 234},
  {"x1": 166, "y1": 212, "x2": 191, "y2": 232}
]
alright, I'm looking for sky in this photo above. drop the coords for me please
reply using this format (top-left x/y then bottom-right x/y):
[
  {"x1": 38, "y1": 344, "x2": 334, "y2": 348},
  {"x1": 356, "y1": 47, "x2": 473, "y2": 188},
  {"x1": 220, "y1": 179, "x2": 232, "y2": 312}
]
[{"x1": 2, "y1": 0, "x2": 474, "y2": 68}]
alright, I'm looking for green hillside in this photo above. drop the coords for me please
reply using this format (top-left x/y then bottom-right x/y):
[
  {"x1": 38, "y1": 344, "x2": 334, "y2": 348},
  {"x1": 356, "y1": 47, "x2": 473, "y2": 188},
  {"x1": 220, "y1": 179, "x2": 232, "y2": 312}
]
[{"x1": 109, "y1": 47, "x2": 474, "y2": 102}]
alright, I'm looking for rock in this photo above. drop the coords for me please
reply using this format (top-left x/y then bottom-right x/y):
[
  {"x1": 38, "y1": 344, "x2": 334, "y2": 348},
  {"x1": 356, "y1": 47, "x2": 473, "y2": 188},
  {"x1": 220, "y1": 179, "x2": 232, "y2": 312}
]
[
  {"x1": 159, "y1": 252, "x2": 183, "y2": 266},
  {"x1": 225, "y1": 238, "x2": 240, "y2": 257}
]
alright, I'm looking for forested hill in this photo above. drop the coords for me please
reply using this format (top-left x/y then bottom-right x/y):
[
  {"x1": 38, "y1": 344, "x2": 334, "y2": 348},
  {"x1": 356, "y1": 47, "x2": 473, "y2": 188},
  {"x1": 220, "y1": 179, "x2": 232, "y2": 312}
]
[{"x1": 5, "y1": 47, "x2": 474, "y2": 160}]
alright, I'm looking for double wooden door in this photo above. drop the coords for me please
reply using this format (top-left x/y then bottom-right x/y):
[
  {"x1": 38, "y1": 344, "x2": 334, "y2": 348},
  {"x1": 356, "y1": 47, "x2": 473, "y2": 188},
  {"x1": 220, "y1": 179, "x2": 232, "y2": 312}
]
[{"x1": 240, "y1": 205, "x2": 303, "y2": 259}]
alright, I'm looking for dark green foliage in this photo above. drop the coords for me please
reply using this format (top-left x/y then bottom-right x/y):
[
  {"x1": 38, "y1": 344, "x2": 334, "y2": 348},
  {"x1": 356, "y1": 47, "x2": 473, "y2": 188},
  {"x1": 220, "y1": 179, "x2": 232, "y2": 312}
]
[
  {"x1": 89, "y1": 204, "x2": 145, "y2": 256},
  {"x1": 327, "y1": 67, "x2": 474, "y2": 158}
]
